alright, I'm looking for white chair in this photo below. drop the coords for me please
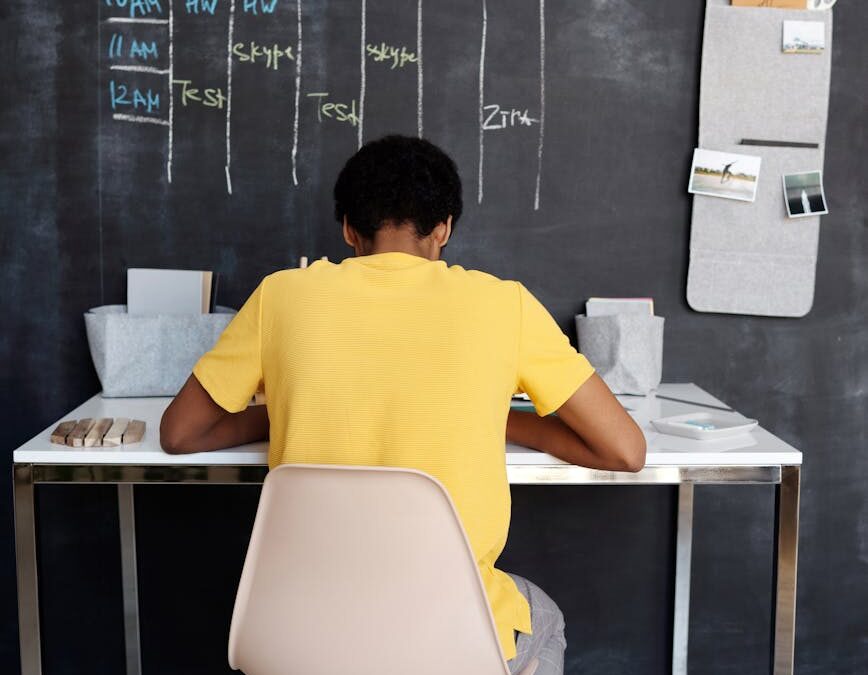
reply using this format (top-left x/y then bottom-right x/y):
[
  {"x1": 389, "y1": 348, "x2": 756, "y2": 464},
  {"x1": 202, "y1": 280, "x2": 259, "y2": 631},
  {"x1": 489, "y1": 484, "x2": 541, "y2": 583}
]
[{"x1": 228, "y1": 464, "x2": 539, "y2": 675}]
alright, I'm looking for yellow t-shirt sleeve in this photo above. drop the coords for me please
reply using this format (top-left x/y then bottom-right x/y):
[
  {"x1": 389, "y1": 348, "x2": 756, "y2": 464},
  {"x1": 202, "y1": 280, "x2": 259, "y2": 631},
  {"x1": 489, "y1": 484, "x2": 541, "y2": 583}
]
[
  {"x1": 192, "y1": 279, "x2": 265, "y2": 413},
  {"x1": 516, "y1": 283, "x2": 595, "y2": 416}
]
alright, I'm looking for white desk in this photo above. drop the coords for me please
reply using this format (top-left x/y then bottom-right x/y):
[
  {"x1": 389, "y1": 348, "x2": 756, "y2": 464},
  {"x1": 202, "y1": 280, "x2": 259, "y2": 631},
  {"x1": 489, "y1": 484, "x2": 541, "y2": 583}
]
[{"x1": 13, "y1": 383, "x2": 802, "y2": 675}]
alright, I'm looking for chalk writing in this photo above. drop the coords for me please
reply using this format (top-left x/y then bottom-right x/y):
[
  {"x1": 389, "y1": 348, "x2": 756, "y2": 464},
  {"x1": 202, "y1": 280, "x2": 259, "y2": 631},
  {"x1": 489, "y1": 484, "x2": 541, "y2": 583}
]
[
  {"x1": 101, "y1": 0, "x2": 546, "y2": 206},
  {"x1": 233, "y1": 42, "x2": 295, "y2": 70},
  {"x1": 477, "y1": 1, "x2": 547, "y2": 208},
  {"x1": 110, "y1": 80, "x2": 161, "y2": 113},
  {"x1": 108, "y1": 34, "x2": 123, "y2": 58},
  {"x1": 105, "y1": 0, "x2": 164, "y2": 19},
  {"x1": 307, "y1": 92, "x2": 360, "y2": 127},
  {"x1": 482, "y1": 104, "x2": 539, "y2": 130},
  {"x1": 103, "y1": 0, "x2": 173, "y2": 180},
  {"x1": 366, "y1": 42, "x2": 417, "y2": 69},
  {"x1": 243, "y1": 0, "x2": 280, "y2": 15},
  {"x1": 185, "y1": 0, "x2": 218, "y2": 14},
  {"x1": 108, "y1": 34, "x2": 160, "y2": 60},
  {"x1": 131, "y1": 39, "x2": 159, "y2": 60},
  {"x1": 174, "y1": 79, "x2": 228, "y2": 109}
]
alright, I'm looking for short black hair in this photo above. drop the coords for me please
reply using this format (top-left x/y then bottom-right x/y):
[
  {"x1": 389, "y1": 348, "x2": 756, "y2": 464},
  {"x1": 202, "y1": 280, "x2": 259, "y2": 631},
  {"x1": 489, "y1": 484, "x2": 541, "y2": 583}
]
[{"x1": 333, "y1": 135, "x2": 463, "y2": 240}]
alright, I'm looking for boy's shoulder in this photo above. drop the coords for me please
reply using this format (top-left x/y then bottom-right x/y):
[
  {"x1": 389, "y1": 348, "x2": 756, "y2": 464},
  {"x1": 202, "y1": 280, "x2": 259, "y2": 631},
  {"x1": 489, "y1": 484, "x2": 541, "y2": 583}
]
[
  {"x1": 262, "y1": 259, "x2": 521, "y2": 299},
  {"x1": 262, "y1": 260, "x2": 334, "y2": 285},
  {"x1": 446, "y1": 263, "x2": 496, "y2": 281},
  {"x1": 444, "y1": 263, "x2": 521, "y2": 296}
]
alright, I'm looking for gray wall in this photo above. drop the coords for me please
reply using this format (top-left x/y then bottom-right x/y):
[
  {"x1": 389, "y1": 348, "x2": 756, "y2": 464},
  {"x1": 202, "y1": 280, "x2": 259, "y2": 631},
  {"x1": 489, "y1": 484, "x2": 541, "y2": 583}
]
[{"x1": 2, "y1": 1, "x2": 866, "y2": 673}]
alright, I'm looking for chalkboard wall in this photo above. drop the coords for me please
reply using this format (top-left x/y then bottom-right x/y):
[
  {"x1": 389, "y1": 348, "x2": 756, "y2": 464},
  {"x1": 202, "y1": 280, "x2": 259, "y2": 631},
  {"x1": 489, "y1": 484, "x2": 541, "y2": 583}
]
[{"x1": 2, "y1": 1, "x2": 866, "y2": 673}]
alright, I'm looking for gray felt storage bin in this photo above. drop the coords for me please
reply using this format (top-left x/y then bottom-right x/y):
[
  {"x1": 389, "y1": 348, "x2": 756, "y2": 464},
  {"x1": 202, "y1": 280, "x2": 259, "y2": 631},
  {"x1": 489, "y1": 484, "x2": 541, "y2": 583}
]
[
  {"x1": 85, "y1": 305, "x2": 236, "y2": 397},
  {"x1": 576, "y1": 314, "x2": 665, "y2": 395}
]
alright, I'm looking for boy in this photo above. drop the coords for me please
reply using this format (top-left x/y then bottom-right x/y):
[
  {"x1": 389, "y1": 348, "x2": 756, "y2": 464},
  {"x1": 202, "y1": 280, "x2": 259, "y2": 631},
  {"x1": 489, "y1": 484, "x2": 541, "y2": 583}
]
[{"x1": 160, "y1": 135, "x2": 645, "y2": 674}]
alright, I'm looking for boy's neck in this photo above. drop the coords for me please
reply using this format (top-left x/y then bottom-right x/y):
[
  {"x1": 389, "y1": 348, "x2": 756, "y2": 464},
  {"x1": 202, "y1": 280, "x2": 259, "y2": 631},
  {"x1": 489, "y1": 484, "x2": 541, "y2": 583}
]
[{"x1": 358, "y1": 226, "x2": 442, "y2": 261}]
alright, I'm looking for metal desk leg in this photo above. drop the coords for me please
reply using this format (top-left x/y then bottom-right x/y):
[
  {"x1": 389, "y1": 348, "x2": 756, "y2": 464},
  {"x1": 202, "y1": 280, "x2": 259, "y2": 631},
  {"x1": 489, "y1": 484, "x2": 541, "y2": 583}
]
[
  {"x1": 672, "y1": 483, "x2": 694, "y2": 675},
  {"x1": 118, "y1": 485, "x2": 142, "y2": 675},
  {"x1": 14, "y1": 464, "x2": 42, "y2": 675},
  {"x1": 772, "y1": 466, "x2": 800, "y2": 675}
]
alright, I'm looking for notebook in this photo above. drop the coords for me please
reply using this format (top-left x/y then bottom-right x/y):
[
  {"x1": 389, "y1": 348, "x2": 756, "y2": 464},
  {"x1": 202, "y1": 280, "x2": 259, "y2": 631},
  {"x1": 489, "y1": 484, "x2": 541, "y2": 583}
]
[
  {"x1": 127, "y1": 268, "x2": 215, "y2": 315},
  {"x1": 586, "y1": 297, "x2": 655, "y2": 317}
]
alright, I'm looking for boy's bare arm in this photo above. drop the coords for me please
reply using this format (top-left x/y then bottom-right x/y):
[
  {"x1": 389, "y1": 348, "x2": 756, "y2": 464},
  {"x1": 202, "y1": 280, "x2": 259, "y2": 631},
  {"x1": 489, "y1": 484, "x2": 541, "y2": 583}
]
[
  {"x1": 160, "y1": 375, "x2": 269, "y2": 454},
  {"x1": 506, "y1": 373, "x2": 646, "y2": 472}
]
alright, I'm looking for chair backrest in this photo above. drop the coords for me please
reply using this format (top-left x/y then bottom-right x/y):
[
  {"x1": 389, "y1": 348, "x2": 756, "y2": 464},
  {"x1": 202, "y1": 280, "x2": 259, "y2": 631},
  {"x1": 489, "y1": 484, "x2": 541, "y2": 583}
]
[{"x1": 228, "y1": 464, "x2": 511, "y2": 675}]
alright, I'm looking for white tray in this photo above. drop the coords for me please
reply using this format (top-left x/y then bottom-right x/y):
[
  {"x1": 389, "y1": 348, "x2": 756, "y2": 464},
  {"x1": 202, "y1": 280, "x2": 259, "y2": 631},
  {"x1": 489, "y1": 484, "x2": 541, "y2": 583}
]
[{"x1": 651, "y1": 412, "x2": 758, "y2": 440}]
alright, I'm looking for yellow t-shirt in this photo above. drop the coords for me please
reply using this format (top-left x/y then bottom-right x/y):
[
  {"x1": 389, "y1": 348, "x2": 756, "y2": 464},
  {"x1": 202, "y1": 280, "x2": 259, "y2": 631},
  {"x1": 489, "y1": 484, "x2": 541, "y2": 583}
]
[{"x1": 192, "y1": 251, "x2": 594, "y2": 660}]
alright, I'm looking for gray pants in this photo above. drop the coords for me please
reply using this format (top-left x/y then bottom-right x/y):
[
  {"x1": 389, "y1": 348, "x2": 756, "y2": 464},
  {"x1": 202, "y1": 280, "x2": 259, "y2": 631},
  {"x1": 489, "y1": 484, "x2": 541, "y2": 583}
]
[{"x1": 506, "y1": 573, "x2": 567, "y2": 675}]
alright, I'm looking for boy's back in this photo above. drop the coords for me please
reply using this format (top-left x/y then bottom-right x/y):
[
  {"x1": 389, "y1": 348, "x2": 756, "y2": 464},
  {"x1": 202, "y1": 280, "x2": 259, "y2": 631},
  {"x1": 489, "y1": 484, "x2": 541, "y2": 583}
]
[
  {"x1": 162, "y1": 135, "x2": 644, "y2": 672},
  {"x1": 192, "y1": 251, "x2": 595, "y2": 659}
]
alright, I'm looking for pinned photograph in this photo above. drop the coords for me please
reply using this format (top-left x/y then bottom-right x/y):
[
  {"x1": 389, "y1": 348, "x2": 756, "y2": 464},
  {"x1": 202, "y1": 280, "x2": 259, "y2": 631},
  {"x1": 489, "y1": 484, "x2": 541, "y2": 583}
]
[
  {"x1": 688, "y1": 148, "x2": 762, "y2": 203},
  {"x1": 783, "y1": 171, "x2": 828, "y2": 218},
  {"x1": 783, "y1": 20, "x2": 825, "y2": 54}
]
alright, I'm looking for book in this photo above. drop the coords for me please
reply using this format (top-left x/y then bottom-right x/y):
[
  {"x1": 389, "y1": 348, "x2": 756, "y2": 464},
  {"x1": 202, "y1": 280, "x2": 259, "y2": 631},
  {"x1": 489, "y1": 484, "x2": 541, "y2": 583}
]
[
  {"x1": 731, "y1": 1, "x2": 807, "y2": 8},
  {"x1": 586, "y1": 297, "x2": 655, "y2": 317},
  {"x1": 209, "y1": 272, "x2": 220, "y2": 312},
  {"x1": 127, "y1": 268, "x2": 214, "y2": 315}
]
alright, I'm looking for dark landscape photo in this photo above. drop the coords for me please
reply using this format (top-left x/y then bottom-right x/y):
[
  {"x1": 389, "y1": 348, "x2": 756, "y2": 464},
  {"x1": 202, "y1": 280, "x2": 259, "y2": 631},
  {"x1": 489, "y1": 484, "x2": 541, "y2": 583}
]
[{"x1": 783, "y1": 171, "x2": 828, "y2": 218}]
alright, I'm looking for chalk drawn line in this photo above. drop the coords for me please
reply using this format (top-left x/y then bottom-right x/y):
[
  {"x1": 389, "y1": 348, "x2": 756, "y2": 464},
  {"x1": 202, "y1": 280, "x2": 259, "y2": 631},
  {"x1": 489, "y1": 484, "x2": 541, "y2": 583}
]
[
  {"x1": 113, "y1": 113, "x2": 171, "y2": 127},
  {"x1": 358, "y1": 0, "x2": 367, "y2": 149},
  {"x1": 477, "y1": 0, "x2": 487, "y2": 204},
  {"x1": 292, "y1": 0, "x2": 302, "y2": 186},
  {"x1": 534, "y1": 0, "x2": 545, "y2": 211},
  {"x1": 225, "y1": 0, "x2": 236, "y2": 194},
  {"x1": 417, "y1": 0, "x2": 423, "y2": 138},
  {"x1": 110, "y1": 65, "x2": 170, "y2": 74},
  {"x1": 105, "y1": 18, "x2": 169, "y2": 25},
  {"x1": 168, "y1": 0, "x2": 174, "y2": 183}
]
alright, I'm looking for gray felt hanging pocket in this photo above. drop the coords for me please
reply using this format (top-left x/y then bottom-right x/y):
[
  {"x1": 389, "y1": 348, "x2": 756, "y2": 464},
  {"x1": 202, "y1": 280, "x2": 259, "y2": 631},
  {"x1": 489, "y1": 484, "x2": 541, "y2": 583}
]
[
  {"x1": 576, "y1": 314, "x2": 665, "y2": 396},
  {"x1": 84, "y1": 305, "x2": 237, "y2": 397},
  {"x1": 687, "y1": 0, "x2": 833, "y2": 317}
]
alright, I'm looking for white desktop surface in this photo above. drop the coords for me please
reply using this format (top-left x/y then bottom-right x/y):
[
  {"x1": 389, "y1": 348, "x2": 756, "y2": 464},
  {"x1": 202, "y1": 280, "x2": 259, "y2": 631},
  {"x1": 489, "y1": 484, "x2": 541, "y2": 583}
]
[{"x1": 13, "y1": 383, "x2": 801, "y2": 467}]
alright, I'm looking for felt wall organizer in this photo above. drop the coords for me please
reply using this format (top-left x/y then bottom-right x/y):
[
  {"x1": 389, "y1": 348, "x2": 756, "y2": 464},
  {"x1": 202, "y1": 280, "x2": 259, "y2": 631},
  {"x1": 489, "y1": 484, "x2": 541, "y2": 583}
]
[
  {"x1": 85, "y1": 305, "x2": 236, "y2": 397},
  {"x1": 576, "y1": 314, "x2": 665, "y2": 395},
  {"x1": 687, "y1": 0, "x2": 833, "y2": 317}
]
